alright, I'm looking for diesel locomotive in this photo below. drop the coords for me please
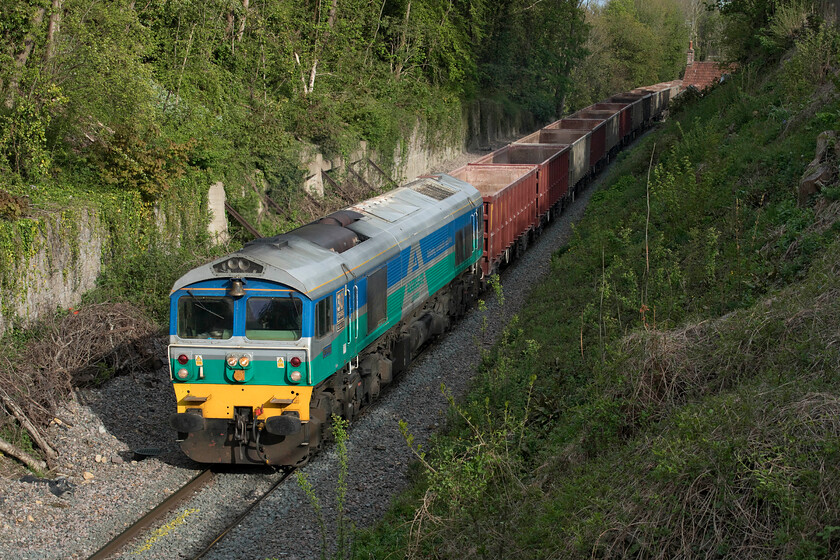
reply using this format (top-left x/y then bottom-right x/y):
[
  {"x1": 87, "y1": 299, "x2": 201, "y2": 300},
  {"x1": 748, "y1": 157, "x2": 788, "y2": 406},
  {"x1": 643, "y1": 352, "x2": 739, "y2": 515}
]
[
  {"x1": 168, "y1": 175, "x2": 484, "y2": 465},
  {"x1": 168, "y1": 80, "x2": 682, "y2": 466}
]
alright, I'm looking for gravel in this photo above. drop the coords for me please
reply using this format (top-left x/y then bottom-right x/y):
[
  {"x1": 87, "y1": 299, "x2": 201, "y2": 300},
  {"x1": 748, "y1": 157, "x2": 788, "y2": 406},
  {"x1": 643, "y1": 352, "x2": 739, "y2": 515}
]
[{"x1": 0, "y1": 143, "x2": 613, "y2": 560}]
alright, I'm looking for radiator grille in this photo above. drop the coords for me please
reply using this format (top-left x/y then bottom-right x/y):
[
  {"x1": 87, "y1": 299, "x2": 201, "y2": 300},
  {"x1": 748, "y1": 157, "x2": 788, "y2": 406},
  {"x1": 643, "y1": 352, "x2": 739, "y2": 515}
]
[{"x1": 411, "y1": 180, "x2": 455, "y2": 201}]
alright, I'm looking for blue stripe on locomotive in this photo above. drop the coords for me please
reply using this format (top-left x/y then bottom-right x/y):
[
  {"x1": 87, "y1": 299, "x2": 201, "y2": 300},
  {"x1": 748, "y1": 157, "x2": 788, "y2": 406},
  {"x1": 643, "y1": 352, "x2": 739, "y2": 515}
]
[
  {"x1": 387, "y1": 207, "x2": 475, "y2": 289},
  {"x1": 351, "y1": 206, "x2": 476, "y2": 305},
  {"x1": 343, "y1": 205, "x2": 477, "y2": 351}
]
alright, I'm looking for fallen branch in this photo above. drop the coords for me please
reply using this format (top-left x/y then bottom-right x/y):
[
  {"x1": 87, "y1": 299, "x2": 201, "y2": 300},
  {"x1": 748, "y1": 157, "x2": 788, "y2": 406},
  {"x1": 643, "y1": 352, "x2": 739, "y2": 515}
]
[
  {"x1": 0, "y1": 391, "x2": 57, "y2": 466},
  {"x1": 0, "y1": 435, "x2": 46, "y2": 472}
]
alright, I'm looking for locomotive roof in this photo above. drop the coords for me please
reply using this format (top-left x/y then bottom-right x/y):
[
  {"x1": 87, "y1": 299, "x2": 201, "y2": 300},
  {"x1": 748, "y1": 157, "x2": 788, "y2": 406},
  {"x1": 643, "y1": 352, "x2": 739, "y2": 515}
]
[{"x1": 171, "y1": 174, "x2": 482, "y2": 299}]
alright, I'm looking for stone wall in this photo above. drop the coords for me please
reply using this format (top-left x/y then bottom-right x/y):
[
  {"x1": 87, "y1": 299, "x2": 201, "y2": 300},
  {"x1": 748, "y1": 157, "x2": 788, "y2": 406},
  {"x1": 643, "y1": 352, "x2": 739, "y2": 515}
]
[
  {"x1": 2, "y1": 99, "x2": 528, "y2": 338},
  {"x1": 0, "y1": 209, "x2": 104, "y2": 337}
]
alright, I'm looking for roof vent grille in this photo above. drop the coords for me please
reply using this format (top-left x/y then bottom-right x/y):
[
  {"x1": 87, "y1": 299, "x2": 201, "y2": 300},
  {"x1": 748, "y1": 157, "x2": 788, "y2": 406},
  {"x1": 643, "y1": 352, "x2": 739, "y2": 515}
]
[{"x1": 411, "y1": 180, "x2": 455, "y2": 201}]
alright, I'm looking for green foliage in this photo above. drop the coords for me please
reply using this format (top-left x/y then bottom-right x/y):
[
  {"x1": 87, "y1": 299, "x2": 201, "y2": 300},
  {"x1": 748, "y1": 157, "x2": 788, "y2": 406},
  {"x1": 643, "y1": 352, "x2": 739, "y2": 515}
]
[
  {"x1": 478, "y1": 0, "x2": 588, "y2": 118},
  {"x1": 778, "y1": 21, "x2": 840, "y2": 102},
  {"x1": 714, "y1": 0, "x2": 840, "y2": 63},
  {"x1": 569, "y1": 0, "x2": 688, "y2": 109},
  {"x1": 0, "y1": 189, "x2": 28, "y2": 220},
  {"x1": 89, "y1": 128, "x2": 195, "y2": 201},
  {"x1": 391, "y1": 367, "x2": 538, "y2": 560},
  {"x1": 0, "y1": 0, "x2": 591, "y2": 247},
  {"x1": 297, "y1": 415, "x2": 354, "y2": 560},
  {"x1": 357, "y1": 33, "x2": 840, "y2": 558},
  {"x1": 712, "y1": 0, "x2": 778, "y2": 60},
  {"x1": 0, "y1": 87, "x2": 65, "y2": 181}
]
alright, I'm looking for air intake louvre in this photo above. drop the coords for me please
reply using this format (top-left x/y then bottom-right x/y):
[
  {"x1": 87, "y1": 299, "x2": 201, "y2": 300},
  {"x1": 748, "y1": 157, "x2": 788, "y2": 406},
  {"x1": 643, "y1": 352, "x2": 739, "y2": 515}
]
[{"x1": 411, "y1": 180, "x2": 456, "y2": 201}]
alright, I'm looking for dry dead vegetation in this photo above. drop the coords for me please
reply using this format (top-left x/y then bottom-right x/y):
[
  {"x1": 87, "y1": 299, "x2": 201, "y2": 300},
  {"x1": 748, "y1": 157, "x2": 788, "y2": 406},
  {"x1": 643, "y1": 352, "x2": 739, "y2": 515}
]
[
  {"x1": 577, "y1": 246, "x2": 840, "y2": 558},
  {"x1": 588, "y1": 390, "x2": 840, "y2": 559},
  {"x1": 0, "y1": 303, "x2": 162, "y2": 472}
]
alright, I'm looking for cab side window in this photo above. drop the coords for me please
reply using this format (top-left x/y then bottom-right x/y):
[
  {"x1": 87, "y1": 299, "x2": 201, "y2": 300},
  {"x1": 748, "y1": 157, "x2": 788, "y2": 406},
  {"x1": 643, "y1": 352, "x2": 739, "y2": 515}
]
[
  {"x1": 367, "y1": 267, "x2": 388, "y2": 332},
  {"x1": 315, "y1": 296, "x2": 333, "y2": 338},
  {"x1": 455, "y1": 222, "x2": 473, "y2": 265}
]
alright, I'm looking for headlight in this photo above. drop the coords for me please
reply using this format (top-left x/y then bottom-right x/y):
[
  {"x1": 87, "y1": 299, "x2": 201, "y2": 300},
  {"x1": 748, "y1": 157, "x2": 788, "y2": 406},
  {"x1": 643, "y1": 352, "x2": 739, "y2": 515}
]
[
  {"x1": 226, "y1": 355, "x2": 238, "y2": 367},
  {"x1": 289, "y1": 370, "x2": 302, "y2": 383},
  {"x1": 238, "y1": 356, "x2": 250, "y2": 368},
  {"x1": 176, "y1": 368, "x2": 189, "y2": 380}
]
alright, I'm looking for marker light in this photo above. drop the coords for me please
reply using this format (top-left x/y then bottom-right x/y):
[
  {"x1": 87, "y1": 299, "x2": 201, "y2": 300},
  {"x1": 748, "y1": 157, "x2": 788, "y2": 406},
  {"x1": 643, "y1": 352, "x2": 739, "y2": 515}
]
[
  {"x1": 290, "y1": 357, "x2": 302, "y2": 367},
  {"x1": 238, "y1": 356, "x2": 250, "y2": 368},
  {"x1": 289, "y1": 371, "x2": 302, "y2": 383},
  {"x1": 177, "y1": 368, "x2": 189, "y2": 380},
  {"x1": 233, "y1": 370, "x2": 245, "y2": 382},
  {"x1": 177, "y1": 354, "x2": 189, "y2": 365},
  {"x1": 226, "y1": 355, "x2": 238, "y2": 367}
]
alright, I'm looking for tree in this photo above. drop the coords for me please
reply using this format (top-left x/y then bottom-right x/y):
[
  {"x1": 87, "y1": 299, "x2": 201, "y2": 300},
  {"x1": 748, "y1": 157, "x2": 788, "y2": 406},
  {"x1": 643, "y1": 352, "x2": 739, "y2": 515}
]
[{"x1": 568, "y1": 0, "x2": 689, "y2": 109}]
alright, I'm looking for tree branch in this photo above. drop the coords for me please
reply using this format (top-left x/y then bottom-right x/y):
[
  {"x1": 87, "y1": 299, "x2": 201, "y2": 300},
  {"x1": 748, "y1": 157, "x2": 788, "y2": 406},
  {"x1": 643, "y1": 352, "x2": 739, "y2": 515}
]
[
  {"x1": 0, "y1": 391, "x2": 57, "y2": 467},
  {"x1": 0, "y1": 435, "x2": 46, "y2": 472}
]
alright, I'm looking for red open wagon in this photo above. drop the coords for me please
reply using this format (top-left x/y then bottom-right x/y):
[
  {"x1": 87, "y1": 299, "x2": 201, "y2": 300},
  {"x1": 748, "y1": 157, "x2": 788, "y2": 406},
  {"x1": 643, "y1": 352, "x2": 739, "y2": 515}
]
[
  {"x1": 472, "y1": 144, "x2": 568, "y2": 223},
  {"x1": 448, "y1": 164, "x2": 539, "y2": 276}
]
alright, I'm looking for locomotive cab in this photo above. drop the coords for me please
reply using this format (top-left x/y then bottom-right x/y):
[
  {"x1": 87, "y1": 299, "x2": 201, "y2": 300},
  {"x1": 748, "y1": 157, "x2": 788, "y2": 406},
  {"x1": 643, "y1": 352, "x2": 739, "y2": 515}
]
[{"x1": 168, "y1": 274, "x2": 328, "y2": 466}]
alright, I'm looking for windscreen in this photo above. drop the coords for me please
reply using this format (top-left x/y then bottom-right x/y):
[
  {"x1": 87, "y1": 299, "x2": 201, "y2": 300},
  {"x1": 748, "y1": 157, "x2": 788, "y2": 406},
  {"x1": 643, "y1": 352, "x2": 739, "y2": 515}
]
[
  {"x1": 177, "y1": 295, "x2": 234, "y2": 339},
  {"x1": 246, "y1": 297, "x2": 303, "y2": 340}
]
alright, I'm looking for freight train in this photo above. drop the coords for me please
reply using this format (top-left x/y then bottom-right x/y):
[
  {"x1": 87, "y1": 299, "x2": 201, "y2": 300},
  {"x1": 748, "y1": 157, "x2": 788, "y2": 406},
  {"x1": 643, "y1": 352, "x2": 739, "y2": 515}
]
[{"x1": 168, "y1": 81, "x2": 682, "y2": 466}]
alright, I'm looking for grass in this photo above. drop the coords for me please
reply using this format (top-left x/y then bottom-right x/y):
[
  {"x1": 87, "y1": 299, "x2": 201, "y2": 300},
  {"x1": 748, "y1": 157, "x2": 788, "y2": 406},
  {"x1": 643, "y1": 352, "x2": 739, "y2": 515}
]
[{"x1": 352, "y1": 38, "x2": 840, "y2": 560}]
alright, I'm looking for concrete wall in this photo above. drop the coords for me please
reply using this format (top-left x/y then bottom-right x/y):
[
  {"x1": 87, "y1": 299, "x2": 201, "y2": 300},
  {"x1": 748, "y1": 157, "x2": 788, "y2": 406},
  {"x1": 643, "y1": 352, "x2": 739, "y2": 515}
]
[
  {"x1": 300, "y1": 99, "x2": 529, "y2": 197},
  {"x1": 207, "y1": 181, "x2": 229, "y2": 244}
]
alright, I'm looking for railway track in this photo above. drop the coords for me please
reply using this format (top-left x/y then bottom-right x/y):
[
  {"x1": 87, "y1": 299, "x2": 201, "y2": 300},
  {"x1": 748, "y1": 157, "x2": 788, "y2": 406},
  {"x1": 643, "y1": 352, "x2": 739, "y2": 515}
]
[
  {"x1": 85, "y1": 467, "x2": 295, "y2": 560},
  {"x1": 86, "y1": 469, "x2": 214, "y2": 560},
  {"x1": 84, "y1": 334, "x2": 433, "y2": 560},
  {"x1": 189, "y1": 467, "x2": 296, "y2": 560}
]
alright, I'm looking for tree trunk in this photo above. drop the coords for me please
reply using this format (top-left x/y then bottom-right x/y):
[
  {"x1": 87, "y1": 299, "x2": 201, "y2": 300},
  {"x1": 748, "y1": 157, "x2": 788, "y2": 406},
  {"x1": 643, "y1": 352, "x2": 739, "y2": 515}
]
[
  {"x1": 7, "y1": 5, "x2": 46, "y2": 99},
  {"x1": 0, "y1": 391, "x2": 57, "y2": 467},
  {"x1": 307, "y1": 59, "x2": 318, "y2": 94},
  {"x1": 236, "y1": 0, "x2": 250, "y2": 42},
  {"x1": 301, "y1": 0, "x2": 339, "y2": 96},
  {"x1": 225, "y1": 10, "x2": 235, "y2": 40},
  {"x1": 15, "y1": 8, "x2": 46, "y2": 69},
  {"x1": 394, "y1": 1, "x2": 411, "y2": 80},
  {"x1": 46, "y1": 0, "x2": 62, "y2": 61},
  {"x1": 326, "y1": 0, "x2": 339, "y2": 27}
]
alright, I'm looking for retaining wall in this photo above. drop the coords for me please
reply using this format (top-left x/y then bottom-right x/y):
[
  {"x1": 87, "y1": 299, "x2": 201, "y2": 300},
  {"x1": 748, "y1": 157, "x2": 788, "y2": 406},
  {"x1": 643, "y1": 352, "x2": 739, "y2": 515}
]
[{"x1": 2, "y1": 100, "x2": 527, "y2": 337}]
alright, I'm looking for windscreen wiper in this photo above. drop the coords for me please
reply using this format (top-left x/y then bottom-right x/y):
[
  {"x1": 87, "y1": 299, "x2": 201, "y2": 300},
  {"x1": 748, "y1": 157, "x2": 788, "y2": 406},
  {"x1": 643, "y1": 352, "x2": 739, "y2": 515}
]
[{"x1": 186, "y1": 290, "x2": 225, "y2": 320}]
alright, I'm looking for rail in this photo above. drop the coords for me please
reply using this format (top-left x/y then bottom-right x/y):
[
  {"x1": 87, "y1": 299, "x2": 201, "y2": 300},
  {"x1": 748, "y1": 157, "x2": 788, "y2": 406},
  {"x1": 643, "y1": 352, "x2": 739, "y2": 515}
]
[{"x1": 86, "y1": 469, "x2": 215, "y2": 560}]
